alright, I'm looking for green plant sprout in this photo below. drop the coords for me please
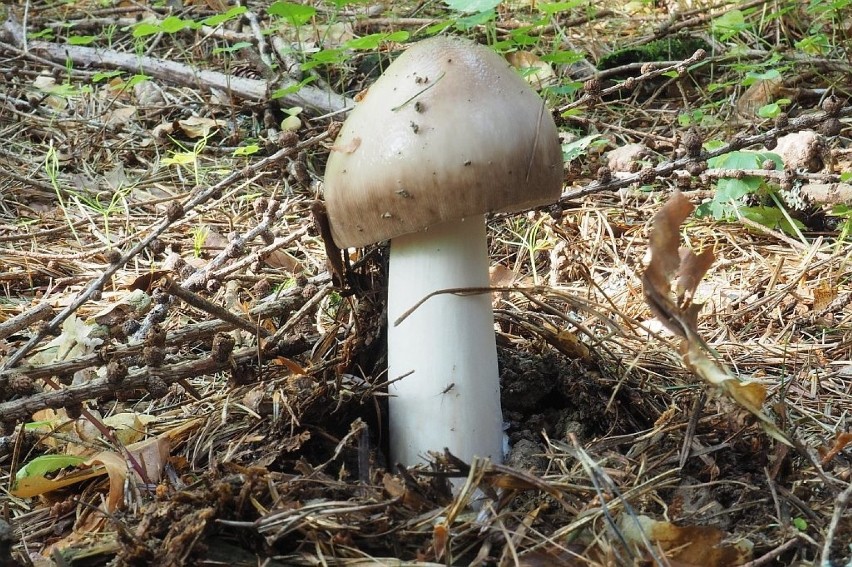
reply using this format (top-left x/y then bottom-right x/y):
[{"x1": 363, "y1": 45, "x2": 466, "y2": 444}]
[
  {"x1": 43, "y1": 142, "x2": 81, "y2": 245},
  {"x1": 161, "y1": 133, "x2": 213, "y2": 186},
  {"x1": 191, "y1": 225, "x2": 210, "y2": 258},
  {"x1": 68, "y1": 184, "x2": 134, "y2": 247},
  {"x1": 499, "y1": 216, "x2": 554, "y2": 284},
  {"x1": 233, "y1": 144, "x2": 261, "y2": 157},
  {"x1": 131, "y1": 6, "x2": 246, "y2": 38}
]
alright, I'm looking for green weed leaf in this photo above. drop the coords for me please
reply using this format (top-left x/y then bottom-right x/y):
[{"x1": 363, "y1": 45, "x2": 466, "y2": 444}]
[
  {"x1": 160, "y1": 15, "x2": 196, "y2": 34},
  {"x1": 757, "y1": 103, "x2": 780, "y2": 118},
  {"x1": 67, "y1": 35, "x2": 97, "y2": 45},
  {"x1": 345, "y1": 31, "x2": 409, "y2": 50},
  {"x1": 711, "y1": 9, "x2": 747, "y2": 39},
  {"x1": 202, "y1": 6, "x2": 248, "y2": 26},
  {"x1": 271, "y1": 76, "x2": 317, "y2": 98},
  {"x1": 538, "y1": 0, "x2": 584, "y2": 15},
  {"x1": 444, "y1": 0, "x2": 501, "y2": 14},
  {"x1": 541, "y1": 49, "x2": 584, "y2": 65},
  {"x1": 562, "y1": 135, "x2": 600, "y2": 162},
  {"x1": 16, "y1": 455, "x2": 87, "y2": 481},
  {"x1": 92, "y1": 70, "x2": 123, "y2": 82},
  {"x1": 453, "y1": 10, "x2": 496, "y2": 29},
  {"x1": 132, "y1": 22, "x2": 161, "y2": 37},
  {"x1": 269, "y1": 2, "x2": 317, "y2": 25},
  {"x1": 234, "y1": 144, "x2": 260, "y2": 157}
]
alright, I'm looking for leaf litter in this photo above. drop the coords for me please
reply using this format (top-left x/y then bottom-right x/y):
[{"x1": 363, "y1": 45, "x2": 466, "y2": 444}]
[{"x1": 0, "y1": 0, "x2": 851, "y2": 565}]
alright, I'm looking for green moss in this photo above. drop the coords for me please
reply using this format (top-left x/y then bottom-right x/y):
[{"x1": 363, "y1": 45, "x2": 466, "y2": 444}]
[{"x1": 597, "y1": 35, "x2": 711, "y2": 70}]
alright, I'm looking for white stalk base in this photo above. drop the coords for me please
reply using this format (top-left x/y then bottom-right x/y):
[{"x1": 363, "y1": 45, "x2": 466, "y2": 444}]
[{"x1": 387, "y1": 215, "x2": 503, "y2": 467}]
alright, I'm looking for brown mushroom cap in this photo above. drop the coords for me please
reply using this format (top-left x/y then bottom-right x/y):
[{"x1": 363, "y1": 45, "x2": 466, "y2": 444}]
[{"x1": 323, "y1": 36, "x2": 564, "y2": 248}]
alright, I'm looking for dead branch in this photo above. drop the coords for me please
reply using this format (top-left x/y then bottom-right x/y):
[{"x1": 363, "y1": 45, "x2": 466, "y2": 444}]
[{"x1": 0, "y1": 18, "x2": 352, "y2": 116}]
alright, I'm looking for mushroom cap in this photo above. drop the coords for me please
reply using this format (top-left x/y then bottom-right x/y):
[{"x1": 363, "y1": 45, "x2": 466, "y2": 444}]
[{"x1": 323, "y1": 36, "x2": 564, "y2": 248}]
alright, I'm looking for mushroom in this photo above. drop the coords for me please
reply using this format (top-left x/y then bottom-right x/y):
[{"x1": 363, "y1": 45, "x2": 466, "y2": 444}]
[{"x1": 323, "y1": 36, "x2": 563, "y2": 468}]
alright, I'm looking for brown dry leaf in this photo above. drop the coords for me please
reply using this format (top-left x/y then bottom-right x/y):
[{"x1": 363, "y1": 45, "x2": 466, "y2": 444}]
[
  {"x1": 127, "y1": 435, "x2": 171, "y2": 484},
  {"x1": 735, "y1": 76, "x2": 784, "y2": 117},
  {"x1": 382, "y1": 474, "x2": 429, "y2": 511},
  {"x1": 676, "y1": 247, "x2": 715, "y2": 305},
  {"x1": 121, "y1": 270, "x2": 170, "y2": 292},
  {"x1": 264, "y1": 249, "x2": 303, "y2": 273},
  {"x1": 621, "y1": 514, "x2": 753, "y2": 566},
  {"x1": 643, "y1": 191, "x2": 791, "y2": 446},
  {"x1": 85, "y1": 451, "x2": 128, "y2": 512},
  {"x1": 32, "y1": 74, "x2": 67, "y2": 111},
  {"x1": 280, "y1": 430, "x2": 311, "y2": 453},
  {"x1": 489, "y1": 263, "x2": 516, "y2": 287},
  {"x1": 506, "y1": 51, "x2": 556, "y2": 90},
  {"x1": 134, "y1": 79, "x2": 164, "y2": 106},
  {"x1": 819, "y1": 431, "x2": 852, "y2": 466},
  {"x1": 103, "y1": 105, "x2": 137, "y2": 128},
  {"x1": 549, "y1": 328, "x2": 591, "y2": 360},
  {"x1": 177, "y1": 115, "x2": 228, "y2": 138},
  {"x1": 516, "y1": 548, "x2": 591, "y2": 566},
  {"x1": 432, "y1": 522, "x2": 449, "y2": 561},
  {"x1": 813, "y1": 280, "x2": 837, "y2": 312},
  {"x1": 354, "y1": 88, "x2": 369, "y2": 102},
  {"x1": 204, "y1": 0, "x2": 228, "y2": 11},
  {"x1": 103, "y1": 412, "x2": 159, "y2": 446},
  {"x1": 273, "y1": 355, "x2": 308, "y2": 375}
]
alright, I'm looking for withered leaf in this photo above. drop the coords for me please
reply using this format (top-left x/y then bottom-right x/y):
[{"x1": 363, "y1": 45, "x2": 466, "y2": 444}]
[{"x1": 644, "y1": 191, "x2": 791, "y2": 446}]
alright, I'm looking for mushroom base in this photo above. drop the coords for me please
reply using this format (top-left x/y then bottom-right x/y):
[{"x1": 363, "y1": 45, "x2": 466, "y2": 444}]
[{"x1": 387, "y1": 215, "x2": 504, "y2": 468}]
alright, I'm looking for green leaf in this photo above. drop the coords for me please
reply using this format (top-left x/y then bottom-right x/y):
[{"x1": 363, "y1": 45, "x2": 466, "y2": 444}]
[
  {"x1": 300, "y1": 49, "x2": 346, "y2": 71},
  {"x1": 270, "y1": 76, "x2": 317, "y2": 98},
  {"x1": 453, "y1": 9, "x2": 496, "y2": 30},
  {"x1": 716, "y1": 178, "x2": 755, "y2": 202},
  {"x1": 213, "y1": 41, "x2": 254, "y2": 55},
  {"x1": 841, "y1": 171, "x2": 852, "y2": 183},
  {"x1": 16, "y1": 455, "x2": 87, "y2": 481},
  {"x1": 234, "y1": 144, "x2": 260, "y2": 157},
  {"x1": 540, "y1": 49, "x2": 584, "y2": 65},
  {"x1": 159, "y1": 15, "x2": 195, "y2": 34},
  {"x1": 508, "y1": 29, "x2": 538, "y2": 46},
  {"x1": 712, "y1": 9, "x2": 747, "y2": 39},
  {"x1": 560, "y1": 105, "x2": 584, "y2": 116},
  {"x1": 424, "y1": 20, "x2": 453, "y2": 35},
  {"x1": 830, "y1": 204, "x2": 852, "y2": 217},
  {"x1": 202, "y1": 6, "x2": 248, "y2": 26},
  {"x1": 757, "y1": 103, "x2": 780, "y2": 118},
  {"x1": 67, "y1": 35, "x2": 97, "y2": 45},
  {"x1": 740, "y1": 206, "x2": 805, "y2": 236},
  {"x1": 703, "y1": 139, "x2": 726, "y2": 151},
  {"x1": 746, "y1": 68, "x2": 781, "y2": 81},
  {"x1": 342, "y1": 30, "x2": 407, "y2": 51},
  {"x1": 708, "y1": 150, "x2": 782, "y2": 170},
  {"x1": 792, "y1": 517, "x2": 808, "y2": 531},
  {"x1": 444, "y1": 0, "x2": 501, "y2": 13},
  {"x1": 385, "y1": 31, "x2": 410, "y2": 42},
  {"x1": 125, "y1": 74, "x2": 151, "y2": 88},
  {"x1": 28, "y1": 28, "x2": 55, "y2": 40},
  {"x1": 268, "y1": 2, "x2": 317, "y2": 25},
  {"x1": 132, "y1": 22, "x2": 162, "y2": 37},
  {"x1": 92, "y1": 70, "x2": 124, "y2": 83},
  {"x1": 562, "y1": 134, "x2": 599, "y2": 162},
  {"x1": 538, "y1": 0, "x2": 584, "y2": 15}
]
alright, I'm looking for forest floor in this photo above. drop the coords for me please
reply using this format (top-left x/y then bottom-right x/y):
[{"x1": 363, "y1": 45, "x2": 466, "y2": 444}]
[{"x1": 1, "y1": 0, "x2": 852, "y2": 565}]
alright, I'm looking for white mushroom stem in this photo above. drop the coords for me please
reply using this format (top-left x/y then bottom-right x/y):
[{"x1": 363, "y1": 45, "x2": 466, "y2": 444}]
[{"x1": 387, "y1": 214, "x2": 504, "y2": 467}]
